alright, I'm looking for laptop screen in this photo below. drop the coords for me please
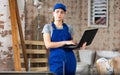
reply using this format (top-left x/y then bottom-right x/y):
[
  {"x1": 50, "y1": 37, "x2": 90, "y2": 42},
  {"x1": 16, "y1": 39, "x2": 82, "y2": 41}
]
[{"x1": 63, "y1": 28, "x2": 98, "y2": 49}]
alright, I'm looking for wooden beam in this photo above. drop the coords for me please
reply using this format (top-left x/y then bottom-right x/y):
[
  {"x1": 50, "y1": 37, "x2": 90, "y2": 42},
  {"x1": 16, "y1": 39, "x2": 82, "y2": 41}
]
[
  {"x1": 25, "y1": 40, "x2": 45, "y2": 45},
  {"x1": 8, "y1": 0, "x2": 21, "y2": 71},
  {"x1": 20, "y1": 58, "x2": 48, "y2": 63},
  {"x1": 21, "y1": 67, "x2": 48, "y2": 71},
  {"x1": 20, "y1": 49, "x2": 47, "y2": 54},
  {"x1": 9, "y1": 0, "x2": 28, "y2": 71},
  {"x1": 14, "y1": 0, "x2": 28, "y2": 71}
]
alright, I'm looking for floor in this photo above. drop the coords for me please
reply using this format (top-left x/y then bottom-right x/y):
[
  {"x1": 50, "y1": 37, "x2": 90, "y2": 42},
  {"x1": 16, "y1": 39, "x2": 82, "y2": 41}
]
[{"x1": 76, "y1": 62, "x2": 98, "y2": 75}]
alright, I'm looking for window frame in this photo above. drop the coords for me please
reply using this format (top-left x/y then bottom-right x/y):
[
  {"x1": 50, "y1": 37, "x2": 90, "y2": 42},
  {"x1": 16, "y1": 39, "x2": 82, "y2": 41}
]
[{"x1": 88, "y1": 0, "x2": 108, "y2": 28}]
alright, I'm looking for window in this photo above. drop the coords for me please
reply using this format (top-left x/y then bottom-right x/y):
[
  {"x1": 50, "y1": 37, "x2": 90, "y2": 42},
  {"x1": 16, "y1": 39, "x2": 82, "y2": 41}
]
[{"x1": 88, "y1": 0, "x2": 108, "y2": 27}]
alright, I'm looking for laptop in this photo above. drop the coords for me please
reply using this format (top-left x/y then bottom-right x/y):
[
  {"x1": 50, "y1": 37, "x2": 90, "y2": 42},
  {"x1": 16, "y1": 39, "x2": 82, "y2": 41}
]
[{"x1": 63, "y1": 28, "x2": 98, "y2": 49}]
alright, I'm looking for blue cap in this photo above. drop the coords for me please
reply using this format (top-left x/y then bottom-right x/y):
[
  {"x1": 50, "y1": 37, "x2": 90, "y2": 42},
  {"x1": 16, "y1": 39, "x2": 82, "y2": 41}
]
[{"x1": 53, "y1": 3, "x2": 66, "y2": 12}]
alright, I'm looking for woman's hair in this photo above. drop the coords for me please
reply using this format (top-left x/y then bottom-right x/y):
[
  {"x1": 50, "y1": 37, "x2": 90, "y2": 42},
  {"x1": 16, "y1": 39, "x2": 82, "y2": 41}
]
[{"x1": 51, "y1": 17, "x2": 54, "y2": 22}]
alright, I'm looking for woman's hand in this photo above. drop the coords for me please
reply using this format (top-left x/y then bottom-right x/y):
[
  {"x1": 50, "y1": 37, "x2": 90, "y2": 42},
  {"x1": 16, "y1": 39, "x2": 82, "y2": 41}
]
[
  {"x1": 64, "y1": 40, "x2": 77, "y2": 45},
  {"x1": 81, "y1": 42, "x2": 87, "y2": 50}
]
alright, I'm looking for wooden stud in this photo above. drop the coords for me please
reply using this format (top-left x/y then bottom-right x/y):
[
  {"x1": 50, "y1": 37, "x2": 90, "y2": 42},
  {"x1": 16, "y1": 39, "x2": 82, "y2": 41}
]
[
  {"x1": 14, "y1": 0, "x2": 28, "y2": 71},
  {"x1": 8, "y1": 0, "x2": 21, "y2": 71}
]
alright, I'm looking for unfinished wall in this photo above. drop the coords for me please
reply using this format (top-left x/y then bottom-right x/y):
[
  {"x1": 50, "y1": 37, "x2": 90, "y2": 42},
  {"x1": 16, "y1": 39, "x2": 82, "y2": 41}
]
[
  {"x1": 0, "y1": 0, "x2": 120, "y2": 71},
  {"x1": 91, "y1": 0, "x2": 120, "y2": 50},
  {"x1": 0, "y1": 0, "x2": 13, "y2": 71},
  {"x1": 25, "y1": 0, "x2": 120, "y2": 50},
  {"x1": 0, "y1": 0, "x2": 25, "y2": 71}
]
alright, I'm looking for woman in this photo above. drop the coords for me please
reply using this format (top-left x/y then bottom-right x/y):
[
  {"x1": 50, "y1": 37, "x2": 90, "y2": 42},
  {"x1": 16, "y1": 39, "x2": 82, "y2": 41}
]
[{"x1": 42, "y1": 3, "x2": 86, "y2": 75}]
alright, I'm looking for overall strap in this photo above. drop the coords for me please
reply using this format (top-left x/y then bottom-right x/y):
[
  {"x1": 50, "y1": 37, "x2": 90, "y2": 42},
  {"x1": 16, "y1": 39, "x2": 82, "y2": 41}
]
[
  {"x1": 51, "y1": 22, "x2": 69, "y2": 31},
  {"x1": 52, "y1": 22, "x2": 57, "y2": 29},
  {"x1": 63, "y1": 23, "x2": 69, "y2": 31}
]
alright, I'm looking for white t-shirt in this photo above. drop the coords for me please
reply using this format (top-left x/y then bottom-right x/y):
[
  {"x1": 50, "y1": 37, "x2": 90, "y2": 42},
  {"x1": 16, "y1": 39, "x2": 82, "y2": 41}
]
[{"x1": 42, "y1": 24, "x2": 74, "y2": 36}]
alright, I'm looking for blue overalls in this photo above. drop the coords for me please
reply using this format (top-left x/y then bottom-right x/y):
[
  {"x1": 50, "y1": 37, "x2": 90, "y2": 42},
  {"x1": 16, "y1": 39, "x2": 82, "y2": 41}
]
[{"x1": 49, "y1": 22, "x2": 76, "y2": 75}]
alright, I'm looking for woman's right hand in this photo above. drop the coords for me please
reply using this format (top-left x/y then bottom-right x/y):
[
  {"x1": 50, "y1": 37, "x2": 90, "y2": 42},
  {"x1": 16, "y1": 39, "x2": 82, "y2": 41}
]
[{"x1": 64, "y1": 40, "x2": 77, "y2": 45}]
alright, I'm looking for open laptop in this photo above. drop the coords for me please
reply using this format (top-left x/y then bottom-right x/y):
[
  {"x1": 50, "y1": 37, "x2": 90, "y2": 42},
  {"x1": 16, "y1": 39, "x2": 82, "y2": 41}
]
[{"x1": 63, "y1": 28, "x2": 98, "y2": 49}]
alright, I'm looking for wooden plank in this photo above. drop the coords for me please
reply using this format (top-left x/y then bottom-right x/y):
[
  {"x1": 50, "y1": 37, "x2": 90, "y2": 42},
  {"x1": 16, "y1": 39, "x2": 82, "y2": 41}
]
[
  {"x1": 20, "y1": 49, "x2": 47, "y2": 54},
  {"x1": 21, "y1": 67, "x2": 48, "y2": 71},
  {"x1": 8, "y1": 0, "x2": 21, "y2": 71},
  {"x1": 14, "y1": 0, "x2": 28, "y2": 71},
  {"x1": 25, "y1": 40, "x2": 45, "y2": 45},
  {"x1": 20, "y1": 58, "x2": 48, "y2": 63}
]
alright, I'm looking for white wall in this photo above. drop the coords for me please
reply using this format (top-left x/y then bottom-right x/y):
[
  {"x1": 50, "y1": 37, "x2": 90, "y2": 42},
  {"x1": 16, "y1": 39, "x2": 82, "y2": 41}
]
[{"x1": 0, "y1": 0, "x2": 25, "y2": 71}]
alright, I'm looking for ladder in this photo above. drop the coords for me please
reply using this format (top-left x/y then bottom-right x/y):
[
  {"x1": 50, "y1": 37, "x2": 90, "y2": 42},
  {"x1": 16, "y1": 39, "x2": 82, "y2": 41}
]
[{"x1": 8, "y1": 0, "x2": 28, "y2": 71}]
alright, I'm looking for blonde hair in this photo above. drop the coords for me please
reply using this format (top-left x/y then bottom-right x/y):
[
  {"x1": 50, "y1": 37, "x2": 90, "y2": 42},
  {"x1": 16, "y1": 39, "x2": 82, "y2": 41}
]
[{"x1": 51, "y1": 17, "x2": 54, "y2": 22}]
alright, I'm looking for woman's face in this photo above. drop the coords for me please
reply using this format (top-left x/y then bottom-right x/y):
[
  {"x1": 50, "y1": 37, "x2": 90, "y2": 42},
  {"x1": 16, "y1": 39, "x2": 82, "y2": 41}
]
[{"x1": 53, "y1": 9, "x2": 66, "y2": 22}]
